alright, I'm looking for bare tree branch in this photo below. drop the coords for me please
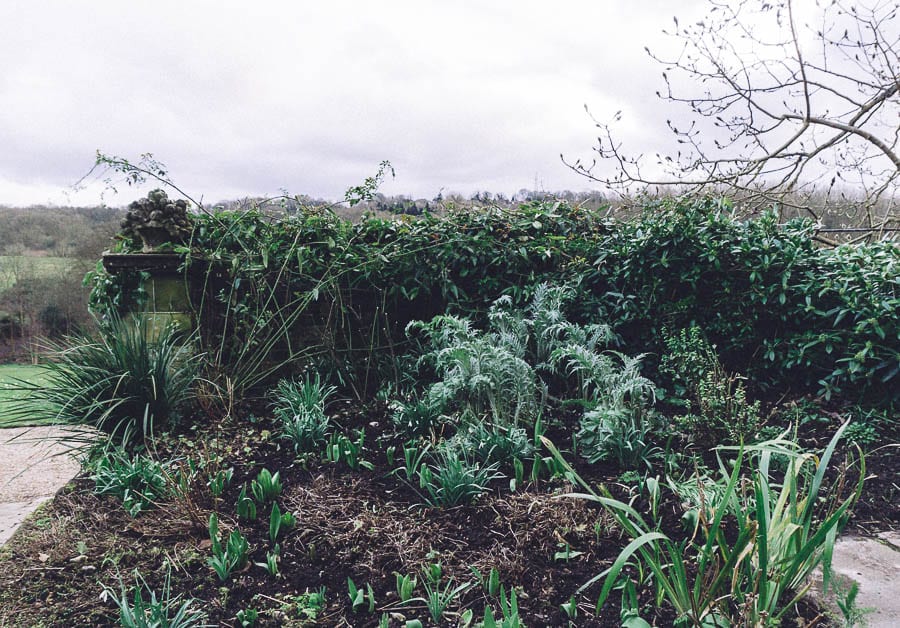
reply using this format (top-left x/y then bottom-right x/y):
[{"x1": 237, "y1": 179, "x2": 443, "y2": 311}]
[{"x1": 565, "y1": 0, "x2": 900, "y2": 233}]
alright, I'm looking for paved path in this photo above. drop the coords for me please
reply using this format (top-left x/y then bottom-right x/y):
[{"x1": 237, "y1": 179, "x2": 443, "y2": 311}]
[
  {"x1": 822, "y1": 532, "x2": 900, "y2": 628},
  {"x1": 0, "y1": 426, "x2": 84, "y2": 546}
]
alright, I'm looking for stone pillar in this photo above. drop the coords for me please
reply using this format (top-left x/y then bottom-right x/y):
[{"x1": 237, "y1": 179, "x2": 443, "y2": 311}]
[{"x1": 101, "y1": 253, "x2": 199, "y2": 335}]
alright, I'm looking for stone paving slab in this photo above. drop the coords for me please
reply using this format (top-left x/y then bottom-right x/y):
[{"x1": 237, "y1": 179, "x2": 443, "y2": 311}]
[
  {"x1": 0, "y1": 426, "x2": 85, "y2": 546},
  {"x1": 827, "y1": 533, "x2": 900, "y2": 628},
  {"x1": 0, "y1": 498, "x2": 51, "y2": 546}
]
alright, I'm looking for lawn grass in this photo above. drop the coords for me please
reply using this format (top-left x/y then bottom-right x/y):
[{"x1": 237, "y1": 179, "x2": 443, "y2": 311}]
[
  {"x1": 0, "y1": 363, "x2": 52, "y2": 427},
  {"x1": 0, "y1": 255, "x2": 76, "y2": 292}
]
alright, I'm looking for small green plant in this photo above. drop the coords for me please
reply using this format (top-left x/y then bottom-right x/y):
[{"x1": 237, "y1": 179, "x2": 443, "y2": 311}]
[
  {"x1": 280, "y1": 588, "x2": 326, "y2": 622},
  {"x1": 417, "y1": 448, "x2": 503, "y2": 507},
  {"x1": 272, "y1": 374, "x2": 336, "y2": 453},
  {"x1": 391, "y1": 395, "x2": 446, "y2": 437},
  {"x1": 255, "y1": 544, "x2": 280, "y2": 577},
  {"x1": 424, "y1": 561, "x2": 443, "y2": 585},
  {"x1": 236, "y1": 608, "x2": 259, "y2": 627},
  {"x1": 834, "y1": 580, "x2": 874, "y2": 627},
  {"x1": 347, "y1": 577, "x2": 376, "y2": 613},
  {"x1": 449, "y1": 420, "x2": 533, "y2": 467},
  {"x1": 576, "y1": 405, "x2": 662, "y2": 471},
  {"x1": 394, "y1": 571, "x2": 418, "y2": 603},
  {"x1": 487, "y1": 587, "x2": 523, "y2": 628},
  {"x1": 659, "y1": 326, "x2": 718, "y2": 400},
  {"x1": 466, "y1": 586, "x2": 524, "y2": 627},
  {"x1": 325, "y1": 430, "x2": 374, "y2": 471},
  {"x1": 510, "y1": 456, "x2": 526, "y2": 491},
  {"x1": 268, "y1": 502, "x2": 296, "y2": 544},
  {"x1": 661, "y1": 326, "x2": 761, "y2": 445},
  {"x1": 394, "y1": 440, "x2": 431, "y2": 482},
  {"x1": 843, "y1": 420, "x2": 880, "y2": 449},
  {"x1": 91, "y1": 447, "x2": 169, "y2": 517},
  {"x1": 471, "y1": 566, "x2": 501, "y2": 597},
  {"x1": 618, "y1": 470, "x2": 642, "y2": 485},
  {"x1": 617, "y1": 577, "x2": 651, "y2": 628},
  {"x1": 236, "y1": 485, "x2": 257, "y2": 521},
  {"x1": 554, "y1": 542, "x2": 584, "y2": 563},
  {"x1": 410, "y1": 566, "x2": 473, "y2": 624},
  {"x1": 105, "y1": 565, "x2": 208, "y2": 628},
  {"x1": 206, "y1": 467, "x2": 233, "y2": 498},
  {"x1": 529, "y1": 443, "x2": 568, "y2": 484},
  {"x1": 207, "y1": 513, "x2": 250, "y2": 581},
  {"x1": 560, "y1": 595, "x2": 578, "y2": 624},
  {"x1": 250, "y1": 468, "x2": 282, "y2": 503}
]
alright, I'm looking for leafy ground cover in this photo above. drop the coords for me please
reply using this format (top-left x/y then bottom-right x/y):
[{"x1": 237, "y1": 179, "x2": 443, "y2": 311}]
[{"x1": 0, "y1": 196, "x2": 896, "y2": 626}]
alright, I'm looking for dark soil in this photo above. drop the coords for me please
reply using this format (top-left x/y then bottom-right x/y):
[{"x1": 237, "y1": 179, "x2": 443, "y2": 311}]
[{"x1": 0, "y1": 398, "x2": 895, "y2": 627}]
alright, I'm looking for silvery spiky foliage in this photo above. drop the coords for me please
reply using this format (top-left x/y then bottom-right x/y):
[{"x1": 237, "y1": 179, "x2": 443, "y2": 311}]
[
  {"x1": 407, "y1": 283, "x2": 645, "y2": 426},
  {"x1": 549, "y1": 336, "x2": 662, "y2": 470},
  {"x1": 407, "y1": 283, "x2": 661, "y2": 475},
  {"x1": 409, "y1": 313, "x2": 539, "y2": 425},
  {"x1": 490, "y1": 283, "x2": 614, "y2": 373},
  {"x1": 549, "y1": 347, "x2": 655, "y2": 409}
]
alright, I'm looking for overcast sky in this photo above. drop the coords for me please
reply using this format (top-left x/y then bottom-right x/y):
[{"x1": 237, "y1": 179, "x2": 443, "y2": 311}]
[{"x1": 0, "y1": 1, "x2": 715, "y2": 207}]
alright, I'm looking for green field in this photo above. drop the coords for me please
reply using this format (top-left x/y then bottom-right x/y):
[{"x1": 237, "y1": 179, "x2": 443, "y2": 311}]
[
  {"x1": 0, "y1": 363, "x2": 51, "y2": 427},
  {"x1": 0, "y1": 256, "x2": 77, "y2": 292}
]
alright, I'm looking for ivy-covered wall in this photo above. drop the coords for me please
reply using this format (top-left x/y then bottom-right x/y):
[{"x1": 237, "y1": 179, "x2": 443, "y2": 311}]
[{"x1": 89, "y1": 198, "x2": 899, "y2": 403}]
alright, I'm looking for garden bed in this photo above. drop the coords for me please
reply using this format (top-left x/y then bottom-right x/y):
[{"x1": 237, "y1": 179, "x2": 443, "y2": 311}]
[{"x1": 0, "y1": 397, "x2": 894, "y2": 627}]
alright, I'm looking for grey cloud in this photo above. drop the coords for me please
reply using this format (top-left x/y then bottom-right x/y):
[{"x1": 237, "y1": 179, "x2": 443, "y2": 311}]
[{"x1": 0, "y1": 0, "x2": 695, "y2": 206}]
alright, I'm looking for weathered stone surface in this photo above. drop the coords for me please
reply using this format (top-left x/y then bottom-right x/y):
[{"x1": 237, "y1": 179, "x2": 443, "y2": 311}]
[
  {"x1": 0, "y1": 426, "x2": 86, "y2": 546},
  {"x1": 812, "y1": 533, "x2": 900, "y2": 627}
]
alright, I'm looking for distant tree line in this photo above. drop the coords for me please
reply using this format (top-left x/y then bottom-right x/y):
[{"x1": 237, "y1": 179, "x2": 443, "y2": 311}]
[
  {"x1": 207, "y1": 189, "x2": 614, "y2": 219},
  {"x1": 206, "y1": 188, "x2": 886, "y2": 234},
  {"x1": 0, "y1": 205, "x2": 121, "y2": 257},
  {"x1": 0, "y1": 205, "x2": 122, "y2": 359}
]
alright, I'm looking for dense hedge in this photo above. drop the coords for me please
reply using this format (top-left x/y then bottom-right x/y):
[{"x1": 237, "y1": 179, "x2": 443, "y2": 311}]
[
  {"x1": 584, "y1": 199, "x2": 898, "y2": 399},
  {"x1": 91, "y1": 198, "x2": 898, "y2": 403}
]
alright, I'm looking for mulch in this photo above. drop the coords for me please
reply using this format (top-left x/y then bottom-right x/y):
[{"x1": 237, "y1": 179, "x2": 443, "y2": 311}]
[{"x1": 0, "y1": 399, "x2": 894, "y2": 627}]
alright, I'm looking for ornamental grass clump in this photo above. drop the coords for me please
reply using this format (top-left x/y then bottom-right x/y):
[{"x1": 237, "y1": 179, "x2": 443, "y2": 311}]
[
  {"x1": 417, "y1": 447, "x2": 503, "y2": 508},
  {"x1": 390, "y1": 394, "x2": 446, "y2": 438},
  {"x1": 545, "y1": 420, "x2": 863, "y2": 627},
  {"x1": 5, "y1": 314, "x2": 199, "y2": 446},
  {"x1": 271, "y1": 373, "x2": 336, "y2": 453},
  {"x1": 106, "y1": 565, "x2": 208, "y2": 628}
]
